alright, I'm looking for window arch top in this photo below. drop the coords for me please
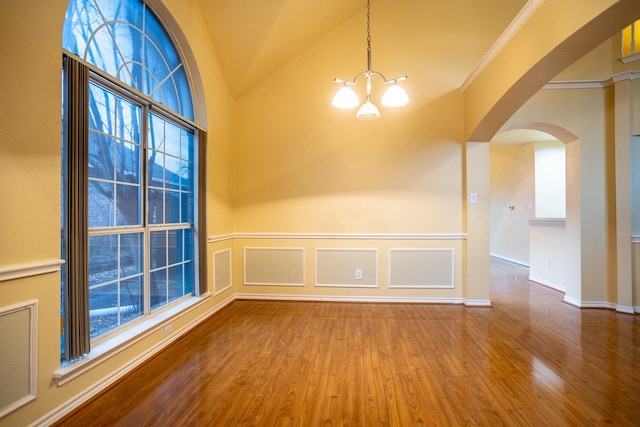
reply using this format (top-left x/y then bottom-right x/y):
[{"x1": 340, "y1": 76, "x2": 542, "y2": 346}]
[{"x1": 63, "y1": 0, "x2": 195, "y2": 121}]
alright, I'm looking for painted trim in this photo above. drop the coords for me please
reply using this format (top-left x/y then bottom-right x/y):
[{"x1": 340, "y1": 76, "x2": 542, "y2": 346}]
[
  {"x1": 0, "y1": 300, "x2": 37, "y2": 419},
  {"x1": 207, "y1": 233, "x2": 234, "y2": 243},
  {"x1": 211, "y1": 232, "x2": 467, "y2": 241},
  {"x1": 542, "y1": 71, "x2": 640, "y2": 91},
  {"x1": 542, "y1": 80, "x2": 607, "y2": 90},
  {"x1": 0, "y1": 259, "x2": 64, "y2": 283},
  {"x1": 529, "y1": 275, "x2": 565, "y2": 293},
  {"x1": 236, "y1": 293, "x2": 466, "y2": 305},
  {"x1": 388, "y1": 248, "x2": 455, "y2": 289},
  {"x1": 528, "y1": 218, "x2": 566, "y2": 226},
  {"x1": 563, "y1": 296, "x2": 616, "y2": 310},
  {"x1": 616, "y1": 305, "x2": 635, "y2": 315},
  {"x1": 489, "y1": 253, "x2": 529, "y2": 267},
  {"x1": 461, "y1": 0, "x2": 544, "y2": 91},
  {"x1": 463, "y1": 299, "x2": 492, "y2": 307}
]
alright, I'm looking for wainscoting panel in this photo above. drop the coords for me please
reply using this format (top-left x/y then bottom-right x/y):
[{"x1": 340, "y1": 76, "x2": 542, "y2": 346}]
[
  {"x1": 315, "y1": 248, "x2": 378, "y2": 288},
  {"x1": 244, "y1": 248, "x2": 305, "y2": 286},
  {"x1": 0, "y1": 300, "x2": 37, "y2": 418},
  {"x1": 213, "y1": 249, "x2": 232, "y2": 295},
  {"x1": 389, "y1": 249, "x2": 454, "y2": 289}
]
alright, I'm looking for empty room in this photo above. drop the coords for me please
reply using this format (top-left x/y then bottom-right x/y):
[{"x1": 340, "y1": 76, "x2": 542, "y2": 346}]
[{"x1": 1, "y1": 0, "x2": 640, "y2": 425}]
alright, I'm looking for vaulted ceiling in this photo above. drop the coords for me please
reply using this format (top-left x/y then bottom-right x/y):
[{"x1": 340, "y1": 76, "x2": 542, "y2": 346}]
[{"x1": 195, "y1": 0, "x2": 528, "y2": 98}]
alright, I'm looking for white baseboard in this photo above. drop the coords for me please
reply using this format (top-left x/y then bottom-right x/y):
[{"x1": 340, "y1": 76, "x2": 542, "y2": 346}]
[
  {"x1": 489, "y1": 253, "x2": 529, "y2": 267},
  {"x1": 528, "y1": 275, "x2": 565, "y2": 293},
  {"x1": 235, "y1": 293, "x2": 467, "y2": 305},
  {"x1": 563, "y1": 296, "x2": 616, "y2": 310},
  {"x1": 616, "y1": 305, "x2": 635, "y2": 314}
]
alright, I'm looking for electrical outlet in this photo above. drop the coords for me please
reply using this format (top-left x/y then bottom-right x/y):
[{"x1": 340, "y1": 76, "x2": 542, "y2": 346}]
[
  {"x1": 163, "y1": 324, "x2": 172, "y2": 336},
  {"x1": 355, "y1": 268, "x2": 363, "y2": 280}
]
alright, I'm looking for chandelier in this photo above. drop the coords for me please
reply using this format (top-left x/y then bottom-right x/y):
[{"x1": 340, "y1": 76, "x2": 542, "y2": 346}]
[{"x1": 332, "y1": 0, "x2": 409, "y2": 121}]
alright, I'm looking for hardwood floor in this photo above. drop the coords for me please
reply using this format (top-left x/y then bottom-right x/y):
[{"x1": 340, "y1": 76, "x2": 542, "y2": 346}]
[{"x1": 56, "y1": 258, "x2": 640, "y2": 426}]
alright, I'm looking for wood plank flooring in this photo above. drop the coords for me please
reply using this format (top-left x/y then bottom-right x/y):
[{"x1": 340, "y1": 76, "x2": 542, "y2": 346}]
[{"x1": 55, "y1": 258, "x2": 640, "y2": 426}]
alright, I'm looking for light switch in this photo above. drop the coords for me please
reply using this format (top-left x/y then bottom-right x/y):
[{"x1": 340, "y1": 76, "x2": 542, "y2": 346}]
[{"x1": 470, "y1": 193, "x2": 478, "y2": 205}]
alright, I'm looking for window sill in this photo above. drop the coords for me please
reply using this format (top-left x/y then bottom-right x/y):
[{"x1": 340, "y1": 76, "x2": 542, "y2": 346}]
[{"x1": 53, "y1": 293, "x2": 211, "y2": 386}]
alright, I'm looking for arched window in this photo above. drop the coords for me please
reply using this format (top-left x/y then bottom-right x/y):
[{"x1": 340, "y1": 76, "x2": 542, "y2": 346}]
[
  {"x1": 60, "y1": 0, "x2": 204, "y2": 361},
  {"x1": 63, "y1": 0, "x2": 194, "y2": 120}
]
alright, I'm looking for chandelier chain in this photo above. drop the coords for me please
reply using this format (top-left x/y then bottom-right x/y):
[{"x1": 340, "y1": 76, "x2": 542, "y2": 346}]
[{"x1": 366, "y1": 0, "x2": 372, "y2": 72}]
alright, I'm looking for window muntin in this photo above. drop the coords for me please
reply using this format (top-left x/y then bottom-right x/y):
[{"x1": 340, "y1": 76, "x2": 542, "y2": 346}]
[{"x1": 63, "y1": 0, "x2": 195, "y2": 121}]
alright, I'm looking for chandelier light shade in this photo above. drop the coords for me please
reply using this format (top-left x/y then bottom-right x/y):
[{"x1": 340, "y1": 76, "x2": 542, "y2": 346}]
[{"x1": 332, "y1": 0, "x2": 408, "y2": 121}]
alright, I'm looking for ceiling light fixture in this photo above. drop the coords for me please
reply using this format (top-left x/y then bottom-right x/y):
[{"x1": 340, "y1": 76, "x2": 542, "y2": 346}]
[{"x1": 332, "y1": 0, "x2": 409, "y2": 121}]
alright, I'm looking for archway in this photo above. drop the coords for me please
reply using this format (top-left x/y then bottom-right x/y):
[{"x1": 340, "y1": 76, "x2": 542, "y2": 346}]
[{"x1": 490, "y1": 124, "x2": 580, "y2": 304}]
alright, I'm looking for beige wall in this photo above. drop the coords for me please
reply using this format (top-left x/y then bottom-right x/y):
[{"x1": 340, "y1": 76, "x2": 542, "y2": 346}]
[{"x1": 490, "y1": 143, "x2": 535, "y2": 265}]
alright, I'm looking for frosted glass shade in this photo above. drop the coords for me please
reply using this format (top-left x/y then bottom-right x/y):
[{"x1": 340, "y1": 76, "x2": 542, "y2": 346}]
[
  {"x1": 332, "y1": 86, "x2": 359, "y2": 109},
  {"x1": 356, "y1": 101, "x2": 380, "y2": 121},
  {"x1": 381, "y1": 84, "x2": 409, "y2": 107}
]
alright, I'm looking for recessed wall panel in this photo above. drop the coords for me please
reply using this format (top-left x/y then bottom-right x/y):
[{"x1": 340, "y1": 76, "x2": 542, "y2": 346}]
[
  {"x1": 244, "y1": 247, "x2": 304, "y2": 286},
  {"x1": 389, "y1": 249, "x2": 454, "y2": 288},
  {"x1": 0, "y1": 300, "x2": 37, "y2": 418},
  {"x1": 315, "y1": 248, "x2": 378, "y2": 288},
  {"x1": 213, "y1": 249, "x2": 232, "y2": 295}
]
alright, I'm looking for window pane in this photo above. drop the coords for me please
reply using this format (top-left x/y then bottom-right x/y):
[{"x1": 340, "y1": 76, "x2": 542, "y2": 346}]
[
  {"x1": 88, "y1": 132, "x2": 114, "y2": 180},
  {"x1": 165, "y1": 190, "x2": 181, "y2": 224},
  {"x1": 168, "y1": 265, "x2": 183, "y2": 302},
  {"x1": 120, "y1": 276, "x2": 143, "y2": 325},
  {"x1": 173, "y1": 66, "x2": 194, "y2": 120},
  {"x1": 184, "y1": 260, "x2": 194, "y2": 295},
  {"x1": 184, "y1": 228, "x2": 194, "y2": 262},
  {"x1": 116, "y1": 97, "x2": 141, "y2": 143},
  {"x1": 165, "y1": 155, "x2": 181, "y2": 190},
  {"x1": 181, "y1": 129, "x2": 194, "y2": 162},
  {"x1": 89, "y1": 235, "x2": 118, "y2": 286},
  {"x1": 89, "y1": 83, "x2": 116, "y2": 135},
  {"x1": 181, "y1": 192, "x2": 194, "y2": 223},
  {"x1": 148, "y1": 151, "x2": 165, "y2": 187},
  {"x1": 167, "y1": 229, "x2": 182, "y2": 265},
  {"x1": 150, "y1": 269, "x2": 167, "y2": 310},
  {"x1": 120, "y1": 233, "x2": 143, "y2": 277},
  {"x1": 115, "y1": 141, "x2": 140, "y2": 183},
  {"x1": 89, "y1": 283, "x2": 118, "y2": 339},
  {"x1": 116, "y1": 183, "x2": 140, "y2": 226},
  {"x1": 148, "y1": 189, "x2": 164, "y2": 225},
  {"x1": 148, "y1": 114, "x2": 165, "y2": 152},
  {"x1": 165, "y1": 122, "x2": 181, "y2": 157},
  {"x1": 150, "y1": 231, "x2": 167, "y2": 269},
  {"x1": 180, "y1": 160, "x2": 193, "y2": 191},
  {"x1": 88, "y1": 181, "x2": 114, "y2": 227}
]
